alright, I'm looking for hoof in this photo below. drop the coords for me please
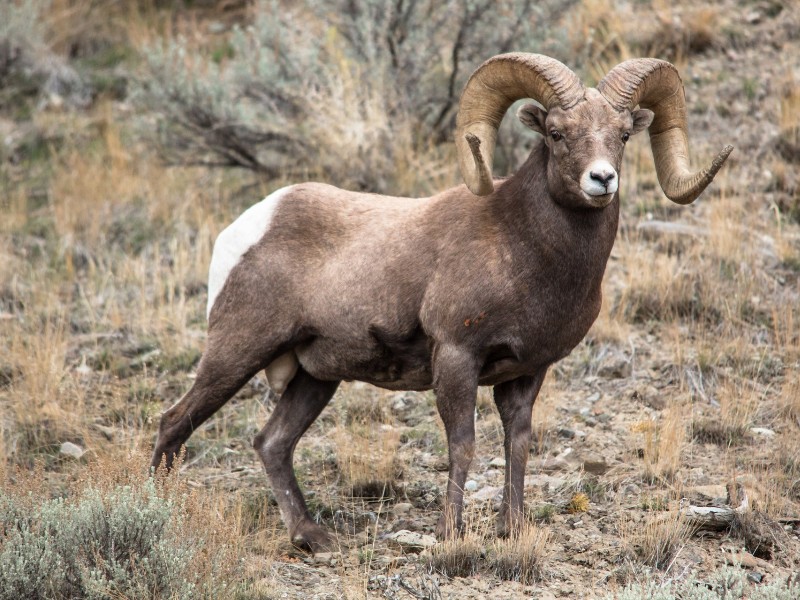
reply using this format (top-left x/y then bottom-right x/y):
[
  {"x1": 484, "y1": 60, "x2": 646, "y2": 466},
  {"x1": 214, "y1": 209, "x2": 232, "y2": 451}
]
[
  {"x1": 496, "y1": 509, "x2": 522, "y2": 539},
  {"x1": 290, "y1": 521, "x2": 336, "y2": 554},
  {"x1": 435, "y1": 514, "x2": 463, "y2": 541}
]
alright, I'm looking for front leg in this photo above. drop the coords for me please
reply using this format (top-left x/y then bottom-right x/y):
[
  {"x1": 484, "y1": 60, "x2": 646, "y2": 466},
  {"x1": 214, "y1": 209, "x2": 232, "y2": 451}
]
[
  {"x1": 433, "y1": 343, "x2": 479, "y2": 540},
  {"x1": 493, "y1": 368, "x2": 548, "y2": 537}
]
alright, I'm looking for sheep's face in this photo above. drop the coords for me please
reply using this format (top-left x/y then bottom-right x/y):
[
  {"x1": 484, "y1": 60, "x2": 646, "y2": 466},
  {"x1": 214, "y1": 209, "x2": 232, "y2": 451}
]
[{"x1": 518, "y1": 88, "x2": 654, "y2": 209}]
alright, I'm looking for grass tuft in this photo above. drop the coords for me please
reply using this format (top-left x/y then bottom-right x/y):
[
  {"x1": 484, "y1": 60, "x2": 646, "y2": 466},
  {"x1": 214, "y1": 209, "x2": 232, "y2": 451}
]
[{"x1": 487, "y1": 523, "x2": 550, "y2": 584}]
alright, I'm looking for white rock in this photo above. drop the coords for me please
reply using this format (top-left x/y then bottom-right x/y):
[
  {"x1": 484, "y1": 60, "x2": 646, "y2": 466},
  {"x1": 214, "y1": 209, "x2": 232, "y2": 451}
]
[
  {"x1": 60, "y1": 442, "x2": 85, "y2": 459},
  {"x1": 464, "y1": 480, "x2": 479, "y2": 492},
  {"x1": 386, "y1": 530, "x2": 437, "y2": 551},
  {"x1": 489, "y1": 457, "x2": 506, "y2": 468},
  {"x1": 750, "y1": 427, "x2": 776, "y2": 437}
]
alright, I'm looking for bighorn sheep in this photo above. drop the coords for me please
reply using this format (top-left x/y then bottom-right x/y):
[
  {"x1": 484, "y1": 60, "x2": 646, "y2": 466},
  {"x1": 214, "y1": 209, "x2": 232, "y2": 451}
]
[{"x1": 152, "y1": 54, "x2": 732, "y2": 551}]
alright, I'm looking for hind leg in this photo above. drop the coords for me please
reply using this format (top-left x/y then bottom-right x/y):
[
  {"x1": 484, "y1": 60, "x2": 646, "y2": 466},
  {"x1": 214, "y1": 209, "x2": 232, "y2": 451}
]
[
  {"x1": 253, "y1": 367, "x2": 339, "y2": 553},
  {"x1": 151, "y1": 335, "x2": 280, "y2": 471}
]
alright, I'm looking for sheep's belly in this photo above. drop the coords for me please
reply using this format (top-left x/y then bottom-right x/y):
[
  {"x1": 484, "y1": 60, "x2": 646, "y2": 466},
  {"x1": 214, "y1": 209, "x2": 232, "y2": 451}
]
[
  {"x1": 291, "y1": 334, "x2": 434, "y2": 392},
  {"x1": 278, "y1": 345, "x2": 543, "y2": 393}
]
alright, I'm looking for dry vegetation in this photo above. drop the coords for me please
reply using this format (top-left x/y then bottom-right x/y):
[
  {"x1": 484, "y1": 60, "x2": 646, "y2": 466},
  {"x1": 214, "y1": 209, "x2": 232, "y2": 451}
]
[{"x1": 1, "y1": 0, "x2": 799, "y2": 598}]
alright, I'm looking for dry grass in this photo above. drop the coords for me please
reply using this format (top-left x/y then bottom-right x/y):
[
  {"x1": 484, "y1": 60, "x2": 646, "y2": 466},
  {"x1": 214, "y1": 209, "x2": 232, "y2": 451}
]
[
  {"x1": 619, "y1": 510, "x2": 696, "y2": 571},
  {"x1": 334, "y1": 390, "x2": 402, "y2": 500},
  {"x1": 488, "y1": 523, "x2": 551, "y2": 584},
  {"x1": 634, "y1": 403, "x2": 688, "y2": 483},
  {"x1": 426, "y1": 506, "x2": 490, "y2": 579},
  {"x1": 779, "y1": 73, "x2": 800, "y2": 149},
  {"x1": 693, "y1": 379, "x2": 761, "y2": 446}
]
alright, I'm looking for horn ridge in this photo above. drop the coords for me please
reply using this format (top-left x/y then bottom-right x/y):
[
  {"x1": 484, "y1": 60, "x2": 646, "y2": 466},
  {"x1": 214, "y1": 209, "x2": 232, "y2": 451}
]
[
  {"x1": 598, "y1": 58, "x2": 733, "y2": 204},
  {"x1": 456, "y1": 53, "x2": 584, "y2": 196}
]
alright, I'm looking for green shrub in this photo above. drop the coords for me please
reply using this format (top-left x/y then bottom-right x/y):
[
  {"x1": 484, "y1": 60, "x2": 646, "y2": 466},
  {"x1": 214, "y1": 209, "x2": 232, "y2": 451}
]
[
  {"x1": 605, "y1": 566, "x2": 800, "y2": 600},
  {"x1": 0, "y1": 477, "x2": 237, "y2": 600},
  {"x1": 137, "y1": 0, "x2": 574, "y2": 194}
]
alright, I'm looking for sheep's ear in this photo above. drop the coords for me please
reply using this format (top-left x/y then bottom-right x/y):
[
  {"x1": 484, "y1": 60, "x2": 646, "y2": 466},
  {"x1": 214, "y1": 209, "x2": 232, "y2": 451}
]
[
  {"x1": 517, "y1": 103, "x2": 548, "y2": 135},
  {"x1": 631, "y1": 108, "x2": 654, "y2": 135}
]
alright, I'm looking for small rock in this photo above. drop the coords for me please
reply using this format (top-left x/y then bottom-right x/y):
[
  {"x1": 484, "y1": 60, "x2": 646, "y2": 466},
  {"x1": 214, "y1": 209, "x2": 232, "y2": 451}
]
[
  {"x1": 393, "y1": 502, "x2": 413, "y2": 516},
  {"x1": 582, "y1": 459, "x2": 610, "y2": 475},
  {"x1": 313, "y1": 552, "x2": 335, "y2": 565},
  {"x1": 489, "y1": 457, "x2": 506, "y2": 468},
  {"x1": 464, "y1": 480, "x2": 479, "y2": 492},
  {"x1": 539, "y1": 456, "x2": 570, "y2": 472},
  {"x1": 528, "y1": 474, "x2": 566, "y2": 490},
  {"x1": 744, "y1": 10, "x2": 762, "y2": 24},
  {"x1": 558, "y1": 427, "x2": 576, "y2": 439},
  {"x1": 750, "y1": 427, "x2": 776, "y2": 437},
  {"x1": 60, "y1": 442, "x2": 85, "y2": 459},
  {"x1": 598, "y1": 358, "x2": 631, "y2": 379},
  {"x1": 391, "y1": 394, "x2": 409, "y2": 412},
  {"x1": 472, "y1": 485, "x2": 503, "y2": 501},
  {"x1": 634, "y1": 386, "x2": 665, "y2": 410},
  {"x1": 623, "y1": 483, "x2": 641, "y2": 497},
  {"x1": 92, "y1": 423, "x2": 118, "y2": 441},
  {"x1": 747, "y1": 572, "x2": 763, "y2": 584},
  {"x1": 386, "y1": 530, "x2": 437, "y2": 552}
]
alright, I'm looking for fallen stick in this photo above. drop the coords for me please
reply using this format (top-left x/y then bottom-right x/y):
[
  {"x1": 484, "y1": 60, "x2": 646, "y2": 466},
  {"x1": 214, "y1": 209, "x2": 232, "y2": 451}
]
[{"x1": 681, "y1": 483, "x2": 749, "y2": 531}]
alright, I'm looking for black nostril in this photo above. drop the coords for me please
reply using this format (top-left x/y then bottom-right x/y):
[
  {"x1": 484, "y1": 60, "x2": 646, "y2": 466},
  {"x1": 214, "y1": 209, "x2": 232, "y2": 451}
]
[{"x1": 590, "y1": 171, "x2": 616, "y2": 186}]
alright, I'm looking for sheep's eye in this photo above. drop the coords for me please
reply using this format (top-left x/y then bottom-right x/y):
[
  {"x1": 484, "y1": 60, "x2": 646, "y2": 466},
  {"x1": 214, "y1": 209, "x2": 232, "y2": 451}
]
[
  {"x1": 622, "y1": 132, "x2": 630, "y2": 142},
  {"x1": 550, "y1": 131, "x2": 562, "y2": 142}
]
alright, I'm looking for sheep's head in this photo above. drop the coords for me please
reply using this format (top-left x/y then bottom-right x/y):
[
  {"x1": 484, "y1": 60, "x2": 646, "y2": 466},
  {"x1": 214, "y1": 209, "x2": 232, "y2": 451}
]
[
  {"x1": 456, "y1": 54, "x2": 733, "y2": 208},
  {"x1": 517, "y1": 88, "x2": 653, "y2": 208}
]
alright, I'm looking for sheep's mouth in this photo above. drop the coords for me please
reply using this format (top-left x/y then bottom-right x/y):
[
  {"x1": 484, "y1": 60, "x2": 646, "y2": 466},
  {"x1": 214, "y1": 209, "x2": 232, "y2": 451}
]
[{"x1": 581, "y1": 190, "x2": 615, "y2": 208}]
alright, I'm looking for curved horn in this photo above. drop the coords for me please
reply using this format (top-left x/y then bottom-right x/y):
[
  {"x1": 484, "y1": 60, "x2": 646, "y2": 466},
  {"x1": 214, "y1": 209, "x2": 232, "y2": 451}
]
[
  {"x1": 598, "y1": 59, "x2": 733, "y2": 205},
  {"x1": 456, "y1": 53, "x2": 585, "y2": 196}
]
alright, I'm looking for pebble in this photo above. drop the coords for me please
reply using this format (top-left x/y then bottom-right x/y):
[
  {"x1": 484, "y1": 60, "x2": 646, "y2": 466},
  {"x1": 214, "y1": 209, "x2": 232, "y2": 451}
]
[
  {"x1": 539, "y1": 456, "x2": 569, "y2": 472},
  {"x1": 391, "y1": 395, "x2": 409, "y2": 412},
  {"x1": 488, "y1": 457, "x2": 506, "y2": 468},
  {"x1": 393, "y1": 502, "x2": 413, "y2": 516},
  {"x1": 598, "y1": 358, "x2": 631, "y2": 379},
  {"x1": 312, "y1": 552, "x2": 337, "y2": 566},
  {"x1": 582, "y1": 459, "x2": 610, "y2": 475},
  {"x1": 528, "y1": 474, "x2": 566, "y2": 490},
  {"x1": 60, "y1": 442, "x2": 85, "y2": 459},
  {"x1": 747, "y1": 572, "x2": 763, "y2": 584},
  {"x1": 464, "y1": 480, "x2": 479, "y2": 492},
  {"x1": 93, "y1": 423, "x2": 118, "y2": 441},
  {"x1": 749, "y1": 427, "x2": 776, "y2": 437}
]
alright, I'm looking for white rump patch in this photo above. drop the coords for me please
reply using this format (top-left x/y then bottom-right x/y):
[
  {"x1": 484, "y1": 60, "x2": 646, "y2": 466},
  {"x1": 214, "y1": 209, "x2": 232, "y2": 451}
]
[
  {"x1": 207, "y1": 186, "x2": 292, "y2": 318},
  {"x1": 580, "y1": 160, "x2": 618, "y2": 197}
]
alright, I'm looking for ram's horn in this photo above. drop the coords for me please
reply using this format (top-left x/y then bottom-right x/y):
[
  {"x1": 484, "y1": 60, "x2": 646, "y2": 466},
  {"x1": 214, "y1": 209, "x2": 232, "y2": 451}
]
[
  {"x1": 456, "y1": 53, "x2": 585, "y2": 196},
  {"x1": 598, "y1": 58, "x2": 733, "y2": 204}
]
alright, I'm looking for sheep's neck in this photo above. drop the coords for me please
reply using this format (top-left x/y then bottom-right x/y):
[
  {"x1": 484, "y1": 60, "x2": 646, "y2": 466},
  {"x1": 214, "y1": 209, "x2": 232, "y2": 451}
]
[{"x1": 490, "y1": 141, "x2": 620, "y2": 288}]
